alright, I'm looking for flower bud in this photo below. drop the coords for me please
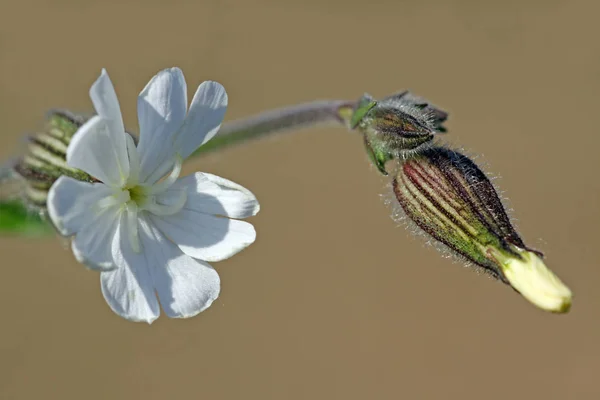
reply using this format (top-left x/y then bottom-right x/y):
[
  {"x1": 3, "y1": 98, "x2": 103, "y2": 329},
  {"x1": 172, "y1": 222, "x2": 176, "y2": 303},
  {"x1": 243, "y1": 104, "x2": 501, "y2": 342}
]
[
  {"x1": 343, "y1": 92, "x2": 448, "y2": 175},
  {"x1": 392, "y1": 146, "x2": 572, "y2": 313}
]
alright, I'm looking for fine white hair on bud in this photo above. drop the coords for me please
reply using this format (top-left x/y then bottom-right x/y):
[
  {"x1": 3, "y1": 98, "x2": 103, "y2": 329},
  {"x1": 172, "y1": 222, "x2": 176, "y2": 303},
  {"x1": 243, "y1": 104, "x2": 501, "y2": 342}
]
[
  {"x1": 390, "y1": 146, "x2": 572, "y2": 313},
  {"x1": 341, "y1": 91, "x2": 449, "y2": 176}
]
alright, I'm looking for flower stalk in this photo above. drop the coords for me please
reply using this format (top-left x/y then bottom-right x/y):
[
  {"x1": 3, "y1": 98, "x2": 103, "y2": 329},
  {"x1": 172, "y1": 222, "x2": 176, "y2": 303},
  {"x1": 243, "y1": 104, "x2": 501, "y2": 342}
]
[{"x1": 194, "y1": 100, "x2": 356, "y2": 155}]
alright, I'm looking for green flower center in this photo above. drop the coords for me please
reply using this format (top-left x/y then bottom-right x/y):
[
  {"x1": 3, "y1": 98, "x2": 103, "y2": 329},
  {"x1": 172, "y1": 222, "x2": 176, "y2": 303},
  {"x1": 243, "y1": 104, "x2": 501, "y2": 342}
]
[{"x1": 128, "y1": 185, "x2": 148, "y2": 206}]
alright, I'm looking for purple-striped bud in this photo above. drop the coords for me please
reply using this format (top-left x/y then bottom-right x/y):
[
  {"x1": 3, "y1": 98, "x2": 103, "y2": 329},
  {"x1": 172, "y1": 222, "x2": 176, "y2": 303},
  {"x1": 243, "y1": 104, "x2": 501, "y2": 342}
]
[{"x1": 393, "y1": 147, "x2": 572, "y2": 313}]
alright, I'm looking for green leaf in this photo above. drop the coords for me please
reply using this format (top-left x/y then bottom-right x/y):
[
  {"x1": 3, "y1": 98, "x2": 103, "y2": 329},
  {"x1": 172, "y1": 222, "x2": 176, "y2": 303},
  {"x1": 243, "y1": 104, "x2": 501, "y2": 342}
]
[
  {"x1": 350, "y1": 95, "x2": 377, "y2": 129},
  {"x1": 0, "y1": 200, "x2": 52, "y2": 236},
  {"x1": 363, "y1": 137, "x2": 392, "y2": 176}
]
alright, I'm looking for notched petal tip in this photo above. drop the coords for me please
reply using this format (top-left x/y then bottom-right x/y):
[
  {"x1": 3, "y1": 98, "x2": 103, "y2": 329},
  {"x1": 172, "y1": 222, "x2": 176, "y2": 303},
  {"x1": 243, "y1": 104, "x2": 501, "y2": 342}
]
[
  {"x1": 171, "y1": 79, "x2": 229, "y2": 160},
  {"x1": 163, "y1": 66, "x2": 184, "y2": 76},
  {"x1": 130, "y1": 312, "x2": 160, "y2": 324},
  {"x1": 114, "y1": 311, "x2": 159, "y2": 325}
]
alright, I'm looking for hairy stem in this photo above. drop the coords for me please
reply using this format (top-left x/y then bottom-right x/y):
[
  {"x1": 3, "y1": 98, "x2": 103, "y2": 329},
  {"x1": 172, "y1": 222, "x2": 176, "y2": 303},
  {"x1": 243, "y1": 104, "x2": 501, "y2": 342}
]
[{"x1": 193, "y1": 100, "x2": 356, "y2": 156}]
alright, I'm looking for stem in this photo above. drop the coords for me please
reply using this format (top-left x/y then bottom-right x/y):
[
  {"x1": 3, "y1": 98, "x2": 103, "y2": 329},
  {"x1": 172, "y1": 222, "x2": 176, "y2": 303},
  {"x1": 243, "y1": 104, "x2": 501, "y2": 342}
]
[{"x1": 193, "y1": 100, "x2": 356, "y2": 156}]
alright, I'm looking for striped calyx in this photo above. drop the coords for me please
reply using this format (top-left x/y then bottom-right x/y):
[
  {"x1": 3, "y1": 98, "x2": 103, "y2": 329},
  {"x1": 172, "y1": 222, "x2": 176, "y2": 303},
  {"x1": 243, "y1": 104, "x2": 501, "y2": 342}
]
[
  {"x1": 12, "y1": 110, "x2": 140, "y2": 212},
  {"x1": 13, "y1": 111, "x2": 92, "y2": 210},
  {"x1": 392, "y1": 147, "x2": 572, "y2": 312}
]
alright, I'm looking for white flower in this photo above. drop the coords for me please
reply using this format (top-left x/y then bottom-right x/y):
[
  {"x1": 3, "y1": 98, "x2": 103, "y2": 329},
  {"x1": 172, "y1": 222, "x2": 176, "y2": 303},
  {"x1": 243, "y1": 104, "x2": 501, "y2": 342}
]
[{"x1": 47, "y1": 68, "x2": 260, "y2": 323}]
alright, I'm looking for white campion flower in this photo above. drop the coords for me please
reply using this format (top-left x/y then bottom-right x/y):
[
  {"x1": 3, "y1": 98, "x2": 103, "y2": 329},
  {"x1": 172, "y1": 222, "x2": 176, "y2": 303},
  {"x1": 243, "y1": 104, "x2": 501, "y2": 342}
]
[{"x1": 47, "y1": 68, "x2": 259, "y2": 323}]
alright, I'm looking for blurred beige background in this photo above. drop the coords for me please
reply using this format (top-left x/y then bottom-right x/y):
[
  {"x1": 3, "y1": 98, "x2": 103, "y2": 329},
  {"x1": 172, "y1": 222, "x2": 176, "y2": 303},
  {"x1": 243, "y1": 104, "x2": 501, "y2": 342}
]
[{"x1": 1, "y1": 0, "x2": 599, "y2": 398}]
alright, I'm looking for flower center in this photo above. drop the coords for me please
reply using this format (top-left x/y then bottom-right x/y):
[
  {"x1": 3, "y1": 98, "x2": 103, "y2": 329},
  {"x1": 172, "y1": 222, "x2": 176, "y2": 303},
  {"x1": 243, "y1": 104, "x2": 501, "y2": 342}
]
[
  {"x1": 128, "y1": 185, "x2": 147, "y2": 205},
  {"x1": 94, "y1": 155, "x2": 187, "y2": 253},
  {"x1": 134, "y1": 154, "x2": 187, "y2": 215}
]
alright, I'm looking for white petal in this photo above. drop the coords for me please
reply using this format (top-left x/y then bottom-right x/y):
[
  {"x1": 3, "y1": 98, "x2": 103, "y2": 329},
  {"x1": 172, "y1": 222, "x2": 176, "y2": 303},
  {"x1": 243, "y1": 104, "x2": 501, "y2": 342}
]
[
  {"x1": 176, "y1": 81, "x2": 228, "y2": 160},
  {"x1": 47, "y1": 176, "x2": 112, "y2": 236},
  {"x1": 143, "y1": 221, "x2": 220, "y2": 318},
  {"x1": 137, "y1": 68, "x2": 188, "y2": 183},
  {"x1": 150, "y1": 209, "x2": 256, "y2": 262},
  {"x1": 101, "y1": 213, "x2": 160, "y2": 323},
  {"x1": 162, "y1": 172, "x2": 260, "y2": 219},
  {"x1": 67, "y1": 116, "x2": 130, "y2": 186},
  {"x1": 90, "y1": 69, "x2": 126, "y2": 139},
  {"x1": 125, "y1": 133, "x2": 141, "y2": 185},
  {"x1": 71, "y1": 206, "x2": 120, "y2": 271}
]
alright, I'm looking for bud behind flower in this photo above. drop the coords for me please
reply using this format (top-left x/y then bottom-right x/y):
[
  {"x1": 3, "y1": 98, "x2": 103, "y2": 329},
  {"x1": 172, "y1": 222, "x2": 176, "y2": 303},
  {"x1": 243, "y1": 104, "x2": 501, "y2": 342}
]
[
  {"x1": 11, "y1": 110, "x2": 138, "y2": 214},
  {"x1": 12, "y1": 110, "x2": 92, "y2": 212},
  {"x1": 392, "y1": 146, "x2": 572, "y2": 313}
]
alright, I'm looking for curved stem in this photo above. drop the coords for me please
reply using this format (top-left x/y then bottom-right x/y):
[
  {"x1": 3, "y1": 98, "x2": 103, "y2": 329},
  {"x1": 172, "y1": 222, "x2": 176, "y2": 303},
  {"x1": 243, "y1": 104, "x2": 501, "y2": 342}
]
[{"x1": 193, "y1": 100, "x2": 356, "y2": 156}]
